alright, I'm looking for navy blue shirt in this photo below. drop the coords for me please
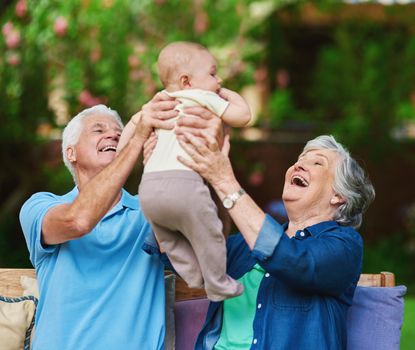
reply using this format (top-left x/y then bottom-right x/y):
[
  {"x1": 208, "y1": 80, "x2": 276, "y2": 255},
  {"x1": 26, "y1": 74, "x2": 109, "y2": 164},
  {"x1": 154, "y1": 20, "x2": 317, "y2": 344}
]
[{"x1": 195, "y1": 215, "x2": 363, "y2": 350}]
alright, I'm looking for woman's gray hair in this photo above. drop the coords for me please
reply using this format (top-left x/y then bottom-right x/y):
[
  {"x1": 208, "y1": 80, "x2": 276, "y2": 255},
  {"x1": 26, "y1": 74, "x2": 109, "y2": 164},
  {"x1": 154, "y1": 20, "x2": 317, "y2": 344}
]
[
  {"x1": 62, "y1": 104, "x2": 123, "y2": 183},
  {"x1": 303, "y1": 135, "x2": 375, "y2": 229}
]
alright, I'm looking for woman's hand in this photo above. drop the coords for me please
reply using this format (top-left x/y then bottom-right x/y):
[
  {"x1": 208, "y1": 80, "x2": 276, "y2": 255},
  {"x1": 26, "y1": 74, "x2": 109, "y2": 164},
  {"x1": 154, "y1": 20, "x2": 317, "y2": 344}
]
[
  {"x1": 175, "y1": 106, "x2": 224, "y2": 146},
  {"x1": 177, "y1": 131, "x2": 235, "y2": 189}
]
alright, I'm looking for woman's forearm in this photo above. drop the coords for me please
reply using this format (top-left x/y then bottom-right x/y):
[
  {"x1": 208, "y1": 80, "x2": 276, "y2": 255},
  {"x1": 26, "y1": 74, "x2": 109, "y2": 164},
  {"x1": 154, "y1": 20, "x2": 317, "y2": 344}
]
[{"x1": 213, "y1": 177, "x2": 266, "y2": 250}]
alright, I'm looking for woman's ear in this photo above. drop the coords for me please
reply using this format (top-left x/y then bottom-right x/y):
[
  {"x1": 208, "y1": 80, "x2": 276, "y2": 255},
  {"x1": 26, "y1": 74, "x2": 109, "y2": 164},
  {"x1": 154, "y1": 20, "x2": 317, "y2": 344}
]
[
  {"x1": 179, "y1": 74, "x2": 191, "y2": 89},
  {"x1": 66, "y1": 146, "x2": 76, "y2": 163},
  {"x1": 330, "y1": 194, "x2": 345, "y2": 206}
]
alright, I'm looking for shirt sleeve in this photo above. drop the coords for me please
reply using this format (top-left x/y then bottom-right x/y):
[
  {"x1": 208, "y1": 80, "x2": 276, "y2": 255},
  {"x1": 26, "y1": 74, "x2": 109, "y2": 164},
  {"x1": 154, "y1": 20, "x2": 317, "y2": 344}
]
[
  {"x1": 251, "y1": 214, "x2": 363, "y2": 296},
  {"x1": 167, "y1": 89, "x2": 230, "y2": 117},
  {"x1": 19, "y1": 192, "x2": 60, "y2": 268},
  {"x1": 196, "y1": 90, "x2": 229, "y2": 117}
]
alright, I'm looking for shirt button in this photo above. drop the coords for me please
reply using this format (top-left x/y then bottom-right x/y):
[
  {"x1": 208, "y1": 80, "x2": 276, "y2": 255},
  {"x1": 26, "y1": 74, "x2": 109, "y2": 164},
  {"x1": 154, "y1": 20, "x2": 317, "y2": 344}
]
[
  {"x1": 300, "y1": 231, "x2": 305, "y2": 237},
  {"x1": 265, "y1": 273, "x2": 270, "y2": 278},
  {"x1": 253, "y1": 339, "x2": 258, "y2": 344},
  {"x1": 257, "y1": 303, "x2": 262, "y2": 309}
]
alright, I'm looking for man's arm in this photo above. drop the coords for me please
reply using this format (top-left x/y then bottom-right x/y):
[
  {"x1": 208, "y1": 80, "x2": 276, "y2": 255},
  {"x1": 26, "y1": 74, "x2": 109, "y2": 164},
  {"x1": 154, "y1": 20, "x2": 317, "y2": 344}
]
[
  {"x1": 218, "y1": 88, "x2": 251, "y2": 127},
  {"x1": 42, "y1": 93, "x2": 177, "y2": 245},
  {"x1": 116, "y1": 112, "x2": 141, "y2": 153}
]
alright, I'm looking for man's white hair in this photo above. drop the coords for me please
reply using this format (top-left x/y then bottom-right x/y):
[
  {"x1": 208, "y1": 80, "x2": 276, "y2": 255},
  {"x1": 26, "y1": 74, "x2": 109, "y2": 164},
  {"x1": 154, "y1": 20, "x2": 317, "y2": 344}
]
[{"x1": 61, "y1": 104, "x2": 123, "y2": 183}]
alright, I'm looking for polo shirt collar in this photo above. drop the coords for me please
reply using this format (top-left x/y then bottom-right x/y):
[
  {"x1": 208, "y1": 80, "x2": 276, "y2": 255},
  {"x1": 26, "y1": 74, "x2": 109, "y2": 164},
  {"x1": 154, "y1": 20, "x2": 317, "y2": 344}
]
[{"x1": 65, "y1": 187, "x2": 138, "y2": 211}]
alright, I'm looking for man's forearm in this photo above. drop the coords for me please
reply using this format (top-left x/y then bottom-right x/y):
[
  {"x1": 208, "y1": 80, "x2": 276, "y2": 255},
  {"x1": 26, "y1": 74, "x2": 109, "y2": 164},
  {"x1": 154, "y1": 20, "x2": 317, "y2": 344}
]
[
  {"x1": 72, "y1": 135, "x2": 145, "y2": 229},
  {"x1": 43, "y1": 134, "x2": 146, "y2": 244}
]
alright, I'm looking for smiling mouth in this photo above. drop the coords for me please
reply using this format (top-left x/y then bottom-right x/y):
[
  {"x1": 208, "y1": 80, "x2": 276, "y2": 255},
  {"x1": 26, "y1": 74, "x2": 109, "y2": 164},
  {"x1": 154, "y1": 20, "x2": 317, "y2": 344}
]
[
  {"x1": 99, "y1": 145, "x2": 117, "y2": 152},
  {"x1": 291, "y1": 175, "x2": 309, "y2": 187}
]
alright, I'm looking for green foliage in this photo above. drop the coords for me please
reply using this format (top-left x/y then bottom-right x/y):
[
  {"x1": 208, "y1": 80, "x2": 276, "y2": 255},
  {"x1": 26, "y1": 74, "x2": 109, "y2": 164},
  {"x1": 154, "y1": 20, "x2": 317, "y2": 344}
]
[
  {"x1": 311, "y1": 23, "x2": 415, "y2": 150},
  {"x1": 0, "y1": 0, "x2": 276, "y2": 267},
  {"x1": 401, "y1": 297, "x2": 415, "y2": 350},
  {"x1": 363, "y1": 233, "x2": 415, "y2": 290},
  {"x1": 265, "y1": 4, "x2": 415, "y2": 155}
]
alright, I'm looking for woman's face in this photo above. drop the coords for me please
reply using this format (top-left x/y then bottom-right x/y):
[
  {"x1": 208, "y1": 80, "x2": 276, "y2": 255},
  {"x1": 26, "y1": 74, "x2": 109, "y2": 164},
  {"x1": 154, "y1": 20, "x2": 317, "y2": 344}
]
[{"x1": 282, "y1": 148, "x2": 341, "y2": 216}]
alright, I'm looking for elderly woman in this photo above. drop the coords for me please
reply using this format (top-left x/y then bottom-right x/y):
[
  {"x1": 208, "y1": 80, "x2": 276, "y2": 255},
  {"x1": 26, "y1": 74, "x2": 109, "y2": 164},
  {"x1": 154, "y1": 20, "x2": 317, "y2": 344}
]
[{"x1": 176, "y1": 133, "x2": 375, "y2": 350}]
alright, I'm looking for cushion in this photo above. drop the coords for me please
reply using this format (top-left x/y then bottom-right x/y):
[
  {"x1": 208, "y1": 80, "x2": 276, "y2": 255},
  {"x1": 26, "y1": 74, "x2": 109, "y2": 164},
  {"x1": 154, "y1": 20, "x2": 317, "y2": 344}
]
[
  {"x1": 20, "y1": 276, "x2": 39, "y2": 299},
  {"x1": 0, "y1": 295, "x2": 37, "y2": 350},
  {"x1": 164, "y1": 274, "x2": 176, "y2": 350},
  {"x1": 174, "y1": 298, "x2": 209, "y2": 350},
  {"x1": 347, "y1": 285, "x2": 407, "y2": 350}
]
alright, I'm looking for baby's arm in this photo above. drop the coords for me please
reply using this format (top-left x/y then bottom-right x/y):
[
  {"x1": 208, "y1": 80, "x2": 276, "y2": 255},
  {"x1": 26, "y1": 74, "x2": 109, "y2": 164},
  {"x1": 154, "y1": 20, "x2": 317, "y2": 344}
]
[
  {"x1": 218, "y1": 88, "x2": 251, "y2": 127},
  {"x1": 116, "y1": 112, "x2": 141, "y2": 153}
]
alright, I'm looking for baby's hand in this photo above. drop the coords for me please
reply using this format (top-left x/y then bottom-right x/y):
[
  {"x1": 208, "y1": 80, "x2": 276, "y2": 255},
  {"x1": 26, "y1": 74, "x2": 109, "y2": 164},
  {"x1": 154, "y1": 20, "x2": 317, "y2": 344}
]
[{"x1": 218, "y1": 87, "x2": 239, "y2": 102}]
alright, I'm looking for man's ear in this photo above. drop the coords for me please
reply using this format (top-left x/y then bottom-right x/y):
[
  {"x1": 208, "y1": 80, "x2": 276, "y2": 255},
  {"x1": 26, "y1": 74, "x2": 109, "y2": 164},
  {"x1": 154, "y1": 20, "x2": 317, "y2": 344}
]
[
  {"x1": 330, "y1": 194, "x2": 345, "y2": 206},
  {"x1": 179, "y1": 74, "x2": 191, "y2": 89},
  {"x1": 66, "y1": 146, "x2": 76, "y2": 163}
]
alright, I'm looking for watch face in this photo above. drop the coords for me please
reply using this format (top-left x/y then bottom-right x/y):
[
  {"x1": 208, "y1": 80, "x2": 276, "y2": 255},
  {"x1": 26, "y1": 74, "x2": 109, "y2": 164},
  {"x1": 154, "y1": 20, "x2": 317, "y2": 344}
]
[{"x1": 223, "y1": 197, "x2": 234, "y2": 209}]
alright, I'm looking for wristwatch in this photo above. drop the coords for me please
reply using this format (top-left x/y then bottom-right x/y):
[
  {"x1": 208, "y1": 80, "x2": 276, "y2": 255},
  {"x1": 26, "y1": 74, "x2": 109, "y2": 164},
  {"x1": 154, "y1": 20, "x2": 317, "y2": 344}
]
[{"x1": 222, "y1": 188, "x2": 246, "y2": 209}]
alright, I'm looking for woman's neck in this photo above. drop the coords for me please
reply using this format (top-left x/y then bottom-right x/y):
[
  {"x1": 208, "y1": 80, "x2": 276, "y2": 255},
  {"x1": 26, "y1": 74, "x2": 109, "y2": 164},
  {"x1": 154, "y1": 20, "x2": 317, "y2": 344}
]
[{"x1": 285, "y1": 207, "x2": 335, "y2": 238}]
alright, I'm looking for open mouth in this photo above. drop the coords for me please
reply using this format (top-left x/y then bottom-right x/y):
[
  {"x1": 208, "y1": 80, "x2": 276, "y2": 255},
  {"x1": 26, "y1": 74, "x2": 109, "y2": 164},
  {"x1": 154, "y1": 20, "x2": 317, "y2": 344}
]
[
  {"x1": 99, "y1": 145, "x2": 117, "y2": 153},
  {"x1": 291, "y1": 175, "x2": 309, "y2": 187}
]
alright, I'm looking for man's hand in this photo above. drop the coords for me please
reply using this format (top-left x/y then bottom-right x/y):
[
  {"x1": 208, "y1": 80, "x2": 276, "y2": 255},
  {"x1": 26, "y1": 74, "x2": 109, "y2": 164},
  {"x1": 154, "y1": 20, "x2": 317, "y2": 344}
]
[
  {"x1": 134, "y1": 91, "x2": 178, "y2": 141},
  {"x1": 175, "y1": 106, "x2": 224, "y2": 146}
]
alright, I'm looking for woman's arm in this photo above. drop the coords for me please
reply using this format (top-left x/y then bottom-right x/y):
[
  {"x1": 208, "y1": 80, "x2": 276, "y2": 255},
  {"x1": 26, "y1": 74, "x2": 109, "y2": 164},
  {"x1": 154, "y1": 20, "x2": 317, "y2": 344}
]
[
  {"x1": 177, "y1": 131, "x2": 265, "y2": 249},
  {"x1": 176, "y1": 131, "x2": 362, "y2": 295}
]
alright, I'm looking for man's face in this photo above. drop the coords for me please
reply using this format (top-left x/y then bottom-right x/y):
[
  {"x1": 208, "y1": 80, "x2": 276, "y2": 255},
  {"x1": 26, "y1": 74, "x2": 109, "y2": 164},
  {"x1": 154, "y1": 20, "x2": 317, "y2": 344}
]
[
  {"x1": 282, "y1": 148, "x2": 340, "y2": 212},
  {"x1": 68, "y1": 114, "x2": 122, "y2": 180},
  {"x1": 188, "y1": 50, "x2": 223, "y2": 93}
]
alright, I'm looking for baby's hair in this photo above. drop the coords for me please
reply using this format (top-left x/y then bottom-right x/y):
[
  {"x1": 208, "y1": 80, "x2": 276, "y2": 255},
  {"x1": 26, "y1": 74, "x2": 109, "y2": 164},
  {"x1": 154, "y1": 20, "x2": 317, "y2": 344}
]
[{"x1": 157, "y1": 41, "x2": 208, "y2": 87}]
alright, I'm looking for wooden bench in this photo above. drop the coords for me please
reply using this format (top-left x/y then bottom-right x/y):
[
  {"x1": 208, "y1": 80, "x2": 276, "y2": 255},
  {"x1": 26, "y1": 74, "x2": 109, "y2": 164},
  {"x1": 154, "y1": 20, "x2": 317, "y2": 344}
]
[
  {"x1": 0, "y1": 268, "x2": 404, "y2": 350},
  {"x1": 0, "y1": 268, "x2": 395, "y2": 299}
]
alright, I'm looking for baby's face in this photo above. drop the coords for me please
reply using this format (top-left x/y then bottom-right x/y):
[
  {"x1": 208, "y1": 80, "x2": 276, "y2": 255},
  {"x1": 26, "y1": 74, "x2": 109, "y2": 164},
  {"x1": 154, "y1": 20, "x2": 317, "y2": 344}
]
[{"x1": 188, "y1": 50, "x2": 222, "y2": 93}]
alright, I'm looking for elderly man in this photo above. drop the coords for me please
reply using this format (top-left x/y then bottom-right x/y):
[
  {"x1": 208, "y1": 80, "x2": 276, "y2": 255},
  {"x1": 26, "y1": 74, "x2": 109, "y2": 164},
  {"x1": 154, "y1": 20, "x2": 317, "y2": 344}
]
[
  {"x1": 19, "y1": 93, "x2": 221, "y2": 350},
  {"x1": 175, "y1": 133, "x2": 375, "y2": 350}
]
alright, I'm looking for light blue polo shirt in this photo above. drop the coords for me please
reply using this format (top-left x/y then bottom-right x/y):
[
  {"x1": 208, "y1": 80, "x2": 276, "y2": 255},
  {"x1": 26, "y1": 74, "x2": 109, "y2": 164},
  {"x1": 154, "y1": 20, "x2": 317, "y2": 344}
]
[{"x1": 19, "y1": 187, "x2": 166, "y2": 350}]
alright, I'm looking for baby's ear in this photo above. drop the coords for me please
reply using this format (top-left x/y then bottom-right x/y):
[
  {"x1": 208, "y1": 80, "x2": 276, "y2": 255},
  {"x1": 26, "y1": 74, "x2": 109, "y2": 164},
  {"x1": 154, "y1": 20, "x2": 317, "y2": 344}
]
[{"x1": 179, "y1": 74, "x2": 191, "y2": 89}]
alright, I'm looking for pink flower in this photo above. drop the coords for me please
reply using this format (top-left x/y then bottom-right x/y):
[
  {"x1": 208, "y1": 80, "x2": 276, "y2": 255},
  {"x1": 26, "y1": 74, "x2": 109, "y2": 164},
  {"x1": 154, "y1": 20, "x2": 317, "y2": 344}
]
[
  {"x1": 249, "y1": 171, "x2": 264, "y2": 187},
  {"x1": 54, "y1": 16, "x2": 68, "y2": 37},
  {"x1": 90, "y1": 48, "x2": 101, "y2": 63},
  {"x1": 5, "y1": 30, "x2": 21, "y2": 49},
  {"x1": 2, "y1": 22, "x2": 13, "y2": 37},
  {"x1": 79, "y1": 90, "x2": 107, "y2": 107},
  {"x1": 276, "y1": 69, "x2": 290, "y2": 89},
  {"x1": 15, "y1": 0, "x2": 27, "y2": 18},
  {"x1": 129, "y1": 69, "x2": 145, "y2": 82},
  {"x1": 128, "y1": 55, "x2": 140, "y2": 69},
  {"x1": 7, "y1": 52, "x2": 21, "y2": 66},
  {"x1": 194, "y1": 11, "x2": 209, "y2": 34}
]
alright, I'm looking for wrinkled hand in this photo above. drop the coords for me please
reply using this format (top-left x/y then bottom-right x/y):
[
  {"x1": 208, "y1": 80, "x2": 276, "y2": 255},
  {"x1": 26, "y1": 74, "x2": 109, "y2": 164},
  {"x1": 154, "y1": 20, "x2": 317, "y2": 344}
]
[
  {"x1": 143, "y1": 132, "x2": 157, "y2": 165},
  {"x1": 177, "y1": 131, "x2": 234, "y2": 188},
  {"x1": 135, "y1": 91, "x2": 178, "y2": 140},
  {"x1": 175, "y1": 106, "x2": 224, "y2": 147}
]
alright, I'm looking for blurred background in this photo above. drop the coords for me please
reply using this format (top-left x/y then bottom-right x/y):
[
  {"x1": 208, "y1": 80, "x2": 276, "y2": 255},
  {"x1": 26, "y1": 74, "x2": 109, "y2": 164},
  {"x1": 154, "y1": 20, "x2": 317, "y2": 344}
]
[{"x1": 1, "y1": 0, "x2": 414, "y2": 346}]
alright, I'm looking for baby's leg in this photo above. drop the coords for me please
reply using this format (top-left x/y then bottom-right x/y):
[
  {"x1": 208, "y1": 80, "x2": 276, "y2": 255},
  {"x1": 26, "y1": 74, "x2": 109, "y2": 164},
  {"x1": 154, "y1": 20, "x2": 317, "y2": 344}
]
[
  {"x1": 150, "y1": 221, "x2": 203, "y2": 289},
  {"x1": 139, "y1": 171, "x2": 203, "y2": 288},
  {"x1": 176, "y1": 177, "x2": 244, "y2": 301}
]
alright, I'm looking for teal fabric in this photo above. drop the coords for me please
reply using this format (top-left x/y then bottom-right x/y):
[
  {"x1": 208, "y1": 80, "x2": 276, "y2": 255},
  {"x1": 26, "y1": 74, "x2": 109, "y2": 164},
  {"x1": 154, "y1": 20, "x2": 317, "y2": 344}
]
[
  {"x1": 20, "y1": 187, "x2": 166, "y2": 350},
  {"x1": 214, "y1": 264, "x2": 265, "y2": 350}
]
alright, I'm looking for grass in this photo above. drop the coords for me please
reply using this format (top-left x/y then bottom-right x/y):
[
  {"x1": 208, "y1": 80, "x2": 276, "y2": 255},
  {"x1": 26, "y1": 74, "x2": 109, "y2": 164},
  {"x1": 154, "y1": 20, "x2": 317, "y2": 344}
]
[{"x1": 401, "y1": 296, "x2": 415, "y2": 350}]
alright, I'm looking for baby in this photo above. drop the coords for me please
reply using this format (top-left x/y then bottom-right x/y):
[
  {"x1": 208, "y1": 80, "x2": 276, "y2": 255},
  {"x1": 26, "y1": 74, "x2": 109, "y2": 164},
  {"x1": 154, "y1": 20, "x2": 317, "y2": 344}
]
[{"x1": 118, "y1": 41, "x2": 251, "y2": 301}]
